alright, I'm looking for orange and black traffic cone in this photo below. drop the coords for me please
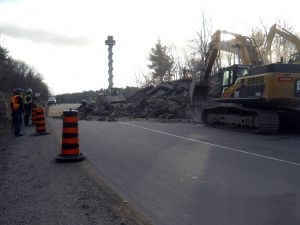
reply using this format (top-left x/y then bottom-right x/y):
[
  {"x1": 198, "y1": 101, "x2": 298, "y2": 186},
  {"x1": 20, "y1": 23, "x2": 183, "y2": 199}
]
[
  {"x1": 31, "y1": 107, "x2": 50, "y2": 136},
  {"x1": 55, "y1": 109, "x2": 84, "y2": 162}
]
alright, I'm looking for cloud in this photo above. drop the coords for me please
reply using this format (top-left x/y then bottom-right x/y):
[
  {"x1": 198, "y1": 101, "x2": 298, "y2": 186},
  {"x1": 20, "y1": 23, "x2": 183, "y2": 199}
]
[{"x1": 0, "y1": 22, "x2": 90, "y2": 46}]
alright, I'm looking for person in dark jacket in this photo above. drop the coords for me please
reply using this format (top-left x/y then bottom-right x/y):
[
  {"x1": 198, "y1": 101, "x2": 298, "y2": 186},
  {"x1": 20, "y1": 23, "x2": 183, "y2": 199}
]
[
  {"x1": 23, "y1": 88, "x2": 33, "y2": 126},
  {"x1": 11, "y1": 88, "x2": 24, "y2": 137}
]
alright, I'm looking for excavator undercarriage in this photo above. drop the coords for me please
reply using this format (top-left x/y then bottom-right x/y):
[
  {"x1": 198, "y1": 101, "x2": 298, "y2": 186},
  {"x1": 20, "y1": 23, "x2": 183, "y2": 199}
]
[
  {"x1": 202, "y1": 105, "x2": 300, "y2": 134},
  {"x1": 202, "y1": 106, "x2": 280, "y2": 133}
]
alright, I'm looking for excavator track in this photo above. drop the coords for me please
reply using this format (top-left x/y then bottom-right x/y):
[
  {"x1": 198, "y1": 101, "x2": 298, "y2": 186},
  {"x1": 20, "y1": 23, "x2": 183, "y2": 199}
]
[{"x1": 201, "y1": 106, "x2": 280, "y2": 134}]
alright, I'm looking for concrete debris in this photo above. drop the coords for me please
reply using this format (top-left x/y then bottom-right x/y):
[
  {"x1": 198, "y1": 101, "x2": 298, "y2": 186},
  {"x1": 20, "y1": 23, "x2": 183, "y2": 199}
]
[{"x1": 78, "y1": 79, "x2": 197, "y2": 122}]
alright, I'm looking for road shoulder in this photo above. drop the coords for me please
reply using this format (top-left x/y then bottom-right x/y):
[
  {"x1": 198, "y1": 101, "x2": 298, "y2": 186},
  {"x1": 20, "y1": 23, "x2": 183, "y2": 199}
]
[{"x1": 0, "y1": 123, "x2": 152, "y2": 225}]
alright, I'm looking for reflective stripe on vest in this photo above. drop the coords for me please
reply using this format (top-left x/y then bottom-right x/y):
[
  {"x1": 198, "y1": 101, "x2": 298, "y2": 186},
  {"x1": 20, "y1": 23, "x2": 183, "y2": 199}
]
[
  {"x1": 24, "y1": 95, "x2": 32, "y2": 104},
  {"x1": 12, "y1": 95, "x2": 20, "y2": 110}
]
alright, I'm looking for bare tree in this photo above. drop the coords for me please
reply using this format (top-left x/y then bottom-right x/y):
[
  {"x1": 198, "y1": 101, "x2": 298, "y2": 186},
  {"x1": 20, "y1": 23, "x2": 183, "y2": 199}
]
[
  {"x1": 187, "y1": 12, "x2": 221, "y2": 79},
  {"x1": 168, "y1": 44, "x2": 187, "y2": 80},
  {"x1": 134, "y1": 70, "x2": 155, "y2": 87},
  {"x1": 189, "y1": 12, "x2": 212, "y2": 65}
]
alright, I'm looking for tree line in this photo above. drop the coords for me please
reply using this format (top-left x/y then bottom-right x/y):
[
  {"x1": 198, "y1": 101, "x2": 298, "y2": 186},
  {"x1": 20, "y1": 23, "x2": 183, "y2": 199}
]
[{"x1": 0, "y1": 42, "x2": 50, "y2": 100}]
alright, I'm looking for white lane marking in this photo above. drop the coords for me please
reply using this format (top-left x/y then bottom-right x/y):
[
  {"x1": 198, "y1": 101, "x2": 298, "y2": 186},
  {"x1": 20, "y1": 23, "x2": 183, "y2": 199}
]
[{"x1": 119, "y1": 122, "x2": 300, "y2": 167}]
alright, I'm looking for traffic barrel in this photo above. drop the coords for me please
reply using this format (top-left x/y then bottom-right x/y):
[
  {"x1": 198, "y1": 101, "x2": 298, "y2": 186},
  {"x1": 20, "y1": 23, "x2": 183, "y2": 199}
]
[
  {"x1": 31, "y1": 107, "x2": 50, "y2": 136},
  {"x1": 55, "y1": 109, "x2": 85, "y2": 162}
]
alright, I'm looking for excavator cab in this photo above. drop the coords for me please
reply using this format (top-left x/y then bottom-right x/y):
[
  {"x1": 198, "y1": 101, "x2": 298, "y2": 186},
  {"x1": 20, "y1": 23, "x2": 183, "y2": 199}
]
[
  {"x1": 190, "y1": 65, "x2": 251, "y2": 105},
  {"x1": 221, "y1": 65, "x2": 250, "y2": 91}
]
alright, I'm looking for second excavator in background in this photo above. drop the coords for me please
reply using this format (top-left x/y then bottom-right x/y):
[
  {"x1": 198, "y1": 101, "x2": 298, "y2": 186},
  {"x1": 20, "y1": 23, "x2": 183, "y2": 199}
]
[{"x1": 265, "y1": 24, "x2": 300, "y2": 64}]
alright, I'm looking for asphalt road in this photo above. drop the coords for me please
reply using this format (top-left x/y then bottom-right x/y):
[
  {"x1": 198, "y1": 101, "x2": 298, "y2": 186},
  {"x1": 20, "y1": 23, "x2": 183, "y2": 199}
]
[{"x1": 48, "y1": 114, "x2": 300, "y2": 225}]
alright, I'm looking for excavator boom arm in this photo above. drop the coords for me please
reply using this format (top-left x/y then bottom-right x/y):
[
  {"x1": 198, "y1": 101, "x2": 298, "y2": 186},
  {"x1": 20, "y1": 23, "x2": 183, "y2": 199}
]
[
  {"x1": 200, "y1": 30, "x2": 263, "y2": 83},
  {"x1": 201, "y1": 30, "x2": 221, "y2": 83}
]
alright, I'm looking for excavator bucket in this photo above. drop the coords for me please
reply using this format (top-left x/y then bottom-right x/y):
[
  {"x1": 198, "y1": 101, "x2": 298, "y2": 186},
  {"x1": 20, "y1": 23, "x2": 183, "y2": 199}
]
[{"x1": 189, "y1": 80, "x2": 209, "y2": 106}]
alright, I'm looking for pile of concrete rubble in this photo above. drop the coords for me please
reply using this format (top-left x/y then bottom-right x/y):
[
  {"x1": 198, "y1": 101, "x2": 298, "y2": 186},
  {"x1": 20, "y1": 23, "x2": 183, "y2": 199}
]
[{"x1": 77, "y1": 79, "x2": 196, "y2": 122}]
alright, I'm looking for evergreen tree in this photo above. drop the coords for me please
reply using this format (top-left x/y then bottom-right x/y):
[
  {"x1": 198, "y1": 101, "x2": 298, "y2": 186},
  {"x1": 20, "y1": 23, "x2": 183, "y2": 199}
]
[{"x1": 148, "y1": 40, "x2": 173, "y2": 83}]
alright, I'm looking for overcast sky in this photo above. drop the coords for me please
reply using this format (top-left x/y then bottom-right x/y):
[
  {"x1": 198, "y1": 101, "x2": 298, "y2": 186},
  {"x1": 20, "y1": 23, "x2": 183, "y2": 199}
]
[{"x1": 0, "y1": 0, "x2": 299, "y2": 94}]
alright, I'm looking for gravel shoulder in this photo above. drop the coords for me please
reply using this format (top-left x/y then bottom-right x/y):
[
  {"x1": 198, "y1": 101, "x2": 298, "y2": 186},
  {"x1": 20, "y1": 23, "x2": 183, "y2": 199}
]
[{"x1": 0, "y1": 121, "x2": 152, "y2": 225}]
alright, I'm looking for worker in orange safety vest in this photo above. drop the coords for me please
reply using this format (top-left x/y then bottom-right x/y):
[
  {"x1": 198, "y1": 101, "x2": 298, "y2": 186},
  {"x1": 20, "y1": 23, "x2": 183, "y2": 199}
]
[{"x1": 11, "y1": 88, "x2": 24, "y2": 137}]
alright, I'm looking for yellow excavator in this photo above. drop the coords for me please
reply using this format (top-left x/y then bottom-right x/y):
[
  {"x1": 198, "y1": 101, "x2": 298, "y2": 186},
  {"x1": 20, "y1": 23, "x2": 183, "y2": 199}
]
[
  {"x1": 265, "y1": 24, "x2": 300, "y2": 64},
  {"x1": 191, "y1": 29, "x2": 300, "y2": 133}
]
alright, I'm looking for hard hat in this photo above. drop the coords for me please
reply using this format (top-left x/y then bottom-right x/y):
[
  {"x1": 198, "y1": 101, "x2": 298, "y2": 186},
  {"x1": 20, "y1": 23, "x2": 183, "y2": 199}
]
[
  {"x1": 15, "y1": 88, "x2": 22, "y2": 94},
  {"x1": 26, "y1": 88, "x2": 32, "y2": 93}
]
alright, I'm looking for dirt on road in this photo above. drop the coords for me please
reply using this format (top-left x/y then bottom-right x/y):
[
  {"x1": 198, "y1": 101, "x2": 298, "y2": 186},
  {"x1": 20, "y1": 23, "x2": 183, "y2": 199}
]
[
  {"x1": 46, "y1": 103, "x2": 80, "y2": 117},
  {"x1": 0, "y1": 121, "x2": 152, "y2": 225}
]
